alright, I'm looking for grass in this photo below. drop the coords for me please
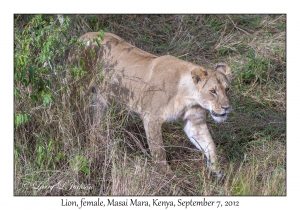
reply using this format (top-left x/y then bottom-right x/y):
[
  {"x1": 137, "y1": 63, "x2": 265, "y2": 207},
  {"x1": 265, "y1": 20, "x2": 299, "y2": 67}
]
[{"x1": 14, "y1": 14, "x2": 286, "y2": 196}]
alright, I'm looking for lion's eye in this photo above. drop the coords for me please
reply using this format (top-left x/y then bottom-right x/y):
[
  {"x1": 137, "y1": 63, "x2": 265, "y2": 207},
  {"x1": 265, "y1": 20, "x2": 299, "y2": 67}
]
[{"x1": 210, "y1": 90, "x2": 217, "y2": 95}]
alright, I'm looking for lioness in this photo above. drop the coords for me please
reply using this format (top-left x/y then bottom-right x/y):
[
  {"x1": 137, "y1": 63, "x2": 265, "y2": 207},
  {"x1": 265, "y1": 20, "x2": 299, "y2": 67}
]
[{"x1": 70, "y1": 32, "x2": 232, "y2": 178}]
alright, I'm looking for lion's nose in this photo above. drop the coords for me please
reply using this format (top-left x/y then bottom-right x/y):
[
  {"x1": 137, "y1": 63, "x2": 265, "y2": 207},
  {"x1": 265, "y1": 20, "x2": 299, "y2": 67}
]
[{"x1": 221, "y1": 105, "x2": 230, "y2": 111}]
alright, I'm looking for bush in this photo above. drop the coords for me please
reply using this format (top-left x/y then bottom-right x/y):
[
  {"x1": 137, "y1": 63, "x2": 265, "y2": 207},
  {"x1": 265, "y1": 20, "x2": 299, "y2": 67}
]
[{"x1": 14, "y1": 15, "x2": 74, "y2": 119}]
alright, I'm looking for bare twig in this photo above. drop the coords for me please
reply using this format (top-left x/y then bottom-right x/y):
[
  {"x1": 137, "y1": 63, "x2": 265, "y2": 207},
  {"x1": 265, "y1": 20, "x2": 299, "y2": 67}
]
[{"x1": 227, "y1": 15, "x2": 251, "y2": 36}]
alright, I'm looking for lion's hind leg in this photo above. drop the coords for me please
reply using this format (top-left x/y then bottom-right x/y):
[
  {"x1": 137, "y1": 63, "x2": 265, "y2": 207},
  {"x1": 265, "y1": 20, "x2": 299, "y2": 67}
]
[{"x1": 86, "y1": 78, "x2": 107, "y2": 123}]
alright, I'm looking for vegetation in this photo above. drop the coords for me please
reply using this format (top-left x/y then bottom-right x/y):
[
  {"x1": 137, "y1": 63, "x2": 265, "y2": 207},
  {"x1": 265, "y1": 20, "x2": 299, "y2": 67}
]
[{"x1": 14, "y1": 14, "x2": 286, "y2": 195}]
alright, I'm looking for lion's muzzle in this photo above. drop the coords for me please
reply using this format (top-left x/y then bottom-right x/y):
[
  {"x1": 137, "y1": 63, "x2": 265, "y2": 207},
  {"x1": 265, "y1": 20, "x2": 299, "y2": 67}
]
[{"x1": 211, "y1": 110, "x2": 227, "y2": 117}]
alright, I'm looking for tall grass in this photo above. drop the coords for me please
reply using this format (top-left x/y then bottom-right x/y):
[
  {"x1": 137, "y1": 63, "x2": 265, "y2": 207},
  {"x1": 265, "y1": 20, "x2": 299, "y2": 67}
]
[{"x1": 14, "y1": 14, "x2": 286, "y2": 196}]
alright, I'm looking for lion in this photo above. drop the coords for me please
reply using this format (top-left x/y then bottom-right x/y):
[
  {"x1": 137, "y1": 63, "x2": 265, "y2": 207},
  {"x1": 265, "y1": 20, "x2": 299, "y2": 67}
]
[{"x1": 69, "y1": 32, "x2": 232, "y2": 178}]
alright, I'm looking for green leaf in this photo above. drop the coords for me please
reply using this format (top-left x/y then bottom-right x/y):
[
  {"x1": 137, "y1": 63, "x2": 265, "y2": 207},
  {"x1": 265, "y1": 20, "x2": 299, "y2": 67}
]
[
  {"x1": 40, "y1": 53, "x2": 46, "y2": 63},
  {"x1": 14, "y1": 150, "x2": 19, "y2": 158},
  {"x1": 38, "y1": 146, "x2": 43, "y2": 154},
  {"x1": 54, "y1": 152, "x2": 65, "y2": 163},
  {"x1": 98, "y1": 30, "x2": 104, "y2": 40},
  {"x1": 48, "y1": 140, "x2": 53, "y2": 152},
  {"x1": 42, "y1": 93, "x2": 52, "y2": 107},
  {"x1": 30, "y1": 94, "x2": 38, "y2": 102},
  {"x1": 45, "y1": 42, "x2": 50, "y2": 52},
  {"x1": 24, "y1": 114, "x2": 28, "y2": 122},
  {"x1": 94, "y1": 38, "x2": 101, "y2": 48},
  {"x1": 19, "y1": 56, "x2": 23, "y2": 65},
  {"x1": 28, "y1": 66, "x2": 35, "y2": 82},
  {"x1": 37, "y1": 146, "x2": 43, "y2": 166},
  {"x1": 80, "y1": 166, "x2": 90, "y2": 175},
  {"x1": 90, "y1": 48, "x2": 96, "y2": 57},
  {"x1": 14, "y1": 89, "x2": 20, "y2": 99},
  {"x1": 25, "y1": 44, "x2": 29, "y2": 52},
  {"x1": 14, "y1": 113, "x2": 30, "y2": 127},
  {"x1": 61, "y1": 31, "x2": 68, "y2": 39}
]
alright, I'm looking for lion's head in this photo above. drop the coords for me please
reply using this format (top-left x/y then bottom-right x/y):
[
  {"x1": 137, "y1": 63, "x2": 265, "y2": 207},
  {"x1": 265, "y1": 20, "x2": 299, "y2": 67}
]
[{"x1": 191, "y1": 63, "x2": 232, "y2": 123}]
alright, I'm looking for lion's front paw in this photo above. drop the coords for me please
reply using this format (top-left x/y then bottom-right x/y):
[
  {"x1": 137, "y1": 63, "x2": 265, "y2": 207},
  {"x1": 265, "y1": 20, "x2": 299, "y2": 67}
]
[
  {"x1": 211, "y1": 170, "x2": 222, "y2": 178},
  {"x1": 207, "y1": 162, "x2": 224, "y2": 181},
  {"x1": 210, "y1": 170, "x2": 225, "y2": 182}
]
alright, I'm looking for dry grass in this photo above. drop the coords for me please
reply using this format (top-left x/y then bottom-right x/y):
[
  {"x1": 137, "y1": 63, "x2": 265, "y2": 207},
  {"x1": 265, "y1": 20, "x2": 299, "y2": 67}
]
[{"x1": 14, "y1": 14, "x2": 286, "y2": 196}]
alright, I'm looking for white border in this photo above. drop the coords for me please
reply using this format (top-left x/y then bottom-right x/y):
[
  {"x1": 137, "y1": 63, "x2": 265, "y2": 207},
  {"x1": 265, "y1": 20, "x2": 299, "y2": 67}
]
[{"x1": 2, "y1": 0, "x2": 297, "y2": 209}]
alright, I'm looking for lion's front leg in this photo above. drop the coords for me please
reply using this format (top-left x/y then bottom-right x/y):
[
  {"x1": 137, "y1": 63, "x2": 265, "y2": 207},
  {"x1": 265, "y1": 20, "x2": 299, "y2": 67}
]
[{"x1": 184, "y1": 118, "x2": 222, "y2": 179}]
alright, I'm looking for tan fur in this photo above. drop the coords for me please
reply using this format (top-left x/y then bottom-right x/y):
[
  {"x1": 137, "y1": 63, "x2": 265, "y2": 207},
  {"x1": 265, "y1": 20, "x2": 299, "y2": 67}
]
[{"x1": 69, "y1": 32, "x2": 232, "y2": 178}]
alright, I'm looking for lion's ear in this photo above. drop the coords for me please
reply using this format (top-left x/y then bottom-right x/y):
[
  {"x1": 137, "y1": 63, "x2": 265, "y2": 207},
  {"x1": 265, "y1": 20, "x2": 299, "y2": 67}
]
[
  {"x1": 216, "y1": 63, "x2": 232, "y2": 80},
  {"x1": 191, "y1": 67, "x2": 207, "y2": 85}
]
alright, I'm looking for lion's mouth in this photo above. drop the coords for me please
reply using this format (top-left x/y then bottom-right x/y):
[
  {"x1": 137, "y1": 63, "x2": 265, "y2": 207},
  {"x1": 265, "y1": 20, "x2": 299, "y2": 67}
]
[{"x1": 211, "y1": 110, "x2": 227, "y2": 117}]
